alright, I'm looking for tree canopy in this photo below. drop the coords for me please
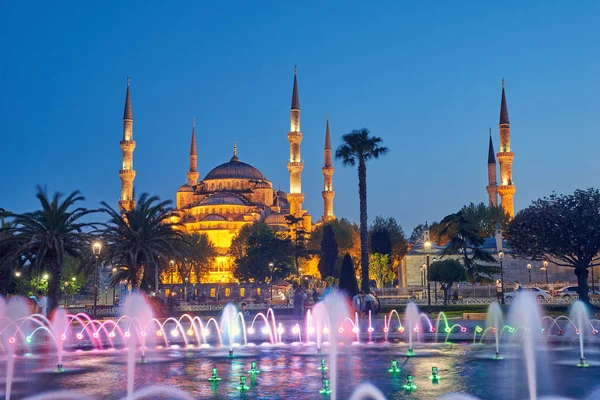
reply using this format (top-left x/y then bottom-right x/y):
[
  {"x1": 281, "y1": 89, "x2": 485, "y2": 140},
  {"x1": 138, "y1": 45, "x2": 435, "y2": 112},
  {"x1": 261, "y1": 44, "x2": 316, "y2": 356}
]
[
  {"x1": 318, "y1": 224, "x2": 338, "y2": 279},
  {"x1": 439, "y1": 211, "x2": 497, "y2": 282},
  {"x1": 369, "y1": 253, "x2": 394, "y2": 289},
  {"x1": 429, "y1": 259, "x2": 467, "y2": 305},
  {"x1": 309, "y1": 218, "x2": 360, "y2": 267},
  {"x1": 507, "y1": 188, "x2": 600, "y2": 302},
  {"x1": 0, "y1": 186, "x2": 99, "y2": 313},
  {"x1": 338, "y1": 253, "x2": 358, "y2": 298},
  {"x1": 369, "y1": 216, "x2": 408, "y2": 279},
  {"x1": 231, "y1": 222, "x2": 295, "y2": 283}
]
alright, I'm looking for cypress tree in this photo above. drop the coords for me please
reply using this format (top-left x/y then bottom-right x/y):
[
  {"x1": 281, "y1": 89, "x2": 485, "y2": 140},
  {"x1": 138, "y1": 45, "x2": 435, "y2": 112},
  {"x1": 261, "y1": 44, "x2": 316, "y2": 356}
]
[
  {"x1": 338, "y1": 253, "x2": 358, "y2": 298},
  {"x1": 318, "y1": 224, "x2": 338, "y2": 279}
]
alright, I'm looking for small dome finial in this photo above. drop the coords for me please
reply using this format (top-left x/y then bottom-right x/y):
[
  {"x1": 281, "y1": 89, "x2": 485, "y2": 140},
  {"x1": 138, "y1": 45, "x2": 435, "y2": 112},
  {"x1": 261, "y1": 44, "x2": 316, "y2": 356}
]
[
  {"x1": 326, "y1": 112, "x2": 328, "y2": 121},
  {"x1": 294, "y1": 64, "x2": 297, "y2": 75},
  {"x1": 233, "y1": 141, "x2": 237, "y2": 156},
  {"x1": 192, "y1": 118, "x2": 195, "y2": 128},
  {"x1": 489, "y1": 126, "x2": 492, "y2": 136},
  {"x1": 502, "y1": 77, "x2": 504, "y2": 88},
  {"x1": 127, "y1": 76, "x2": 130, "y2": 87}
]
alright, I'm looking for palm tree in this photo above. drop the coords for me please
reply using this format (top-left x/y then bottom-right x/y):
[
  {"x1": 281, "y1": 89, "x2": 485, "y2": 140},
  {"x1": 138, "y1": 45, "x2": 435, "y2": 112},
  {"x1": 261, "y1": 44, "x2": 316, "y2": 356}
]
[
  {"x1": 336, "y1": 128, "x2": 388, "y2": 292},
  {"x1": 439, "y1": 211, "x2": 497, "y2": 282},
  {"x1": 0, "y1": 186, "x2": 98, "y2": 313},
  {"x1": 100, "y1": 193, "x2": 185, "y2": 290}
]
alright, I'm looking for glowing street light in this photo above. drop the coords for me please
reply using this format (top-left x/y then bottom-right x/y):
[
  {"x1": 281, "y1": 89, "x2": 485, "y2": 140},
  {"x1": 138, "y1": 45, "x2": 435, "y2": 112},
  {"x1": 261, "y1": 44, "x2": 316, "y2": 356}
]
[
  {"x1": 14, "y1": 271, "x2": 21, "y2": 278},
  {"x1": 423, "y1": 239, "x2": 432, "y2": 307},
  {"x1": 540, "y1": 260, "x2": 549, "y2": 286},
  {"x1": 527, "y1": 263, "x2": 532, "y2": 285},
  {"x1": 92, "y1": 241, "x2": 103, "y2": 318}
]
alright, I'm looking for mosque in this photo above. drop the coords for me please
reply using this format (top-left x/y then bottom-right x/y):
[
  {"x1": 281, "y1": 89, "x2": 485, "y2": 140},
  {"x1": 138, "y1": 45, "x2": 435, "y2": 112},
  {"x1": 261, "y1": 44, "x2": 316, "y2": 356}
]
[{"x1": 117, "y1": 69, "x2": 335, "y2": 285}]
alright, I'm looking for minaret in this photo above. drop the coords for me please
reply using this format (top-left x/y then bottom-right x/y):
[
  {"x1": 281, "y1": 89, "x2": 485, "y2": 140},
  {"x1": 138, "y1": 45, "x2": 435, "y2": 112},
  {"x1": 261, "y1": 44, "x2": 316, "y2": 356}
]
[
  {"x1": 486, "y1": 127, "x2": 498, "y2": 206},
  {"x1": 119, "y1": 77, "x2": 136, "y2": 211},
  {"x1": 496, "y1": 78, "x2": 516, "y2": 218},
  {"x1": 322, "y1": 114, "x2": 335, "y2": 222},
  {"x1": 187, "y1": 118, "x2": 199, "y2": 186},
  {"x1": 287, "y1": 65, "x2": 304, "y2": 217}
]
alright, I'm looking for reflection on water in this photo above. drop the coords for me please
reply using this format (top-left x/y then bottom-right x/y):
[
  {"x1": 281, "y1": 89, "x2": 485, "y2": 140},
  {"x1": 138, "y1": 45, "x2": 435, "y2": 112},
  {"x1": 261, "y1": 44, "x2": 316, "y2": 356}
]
[{"x1": 3, "y1": 343, "x2": 598, "y2": 399}]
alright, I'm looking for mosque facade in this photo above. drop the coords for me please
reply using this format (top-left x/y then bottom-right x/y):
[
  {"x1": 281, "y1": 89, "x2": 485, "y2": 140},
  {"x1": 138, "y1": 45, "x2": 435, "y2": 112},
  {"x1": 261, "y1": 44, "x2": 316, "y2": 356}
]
[{"x1": 117, "y1": 68, "x2": 335, "y2": 285}]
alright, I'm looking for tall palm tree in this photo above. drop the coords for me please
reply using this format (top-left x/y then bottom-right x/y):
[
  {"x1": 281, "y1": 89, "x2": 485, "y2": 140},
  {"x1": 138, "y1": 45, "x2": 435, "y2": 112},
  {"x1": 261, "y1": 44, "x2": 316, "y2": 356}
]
[
  {"x1": 100, "y1": 193, "x2": 185, "y2": 289},
  {"x1": 336, "y1": 128, "x2": 388, "y2": 292},
  {"x1": 0, "y1": 186, "x2": 98, "y2": 313}
]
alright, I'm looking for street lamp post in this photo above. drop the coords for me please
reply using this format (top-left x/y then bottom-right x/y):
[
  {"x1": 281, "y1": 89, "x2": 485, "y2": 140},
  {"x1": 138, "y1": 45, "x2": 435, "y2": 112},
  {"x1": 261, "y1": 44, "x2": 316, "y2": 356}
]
[
  {"x1": 104, "y1": 285, "x2": 108, "y2": 305},
  {"x1": 541, "y1": 261, "x2": 549, "y2": 286},
  {"x1": 498, "y1": 250, "x2": 505, "y2": 305},
  {"x1": 269, "y1": 262, "x2": 274, "y2": 301},
  {"x1": 527, "y1": 263, "x2": 532, "y2": 285},
  {"x1": 432, "y1": 257, "x2": 438, "y2": 302},
  {"x1": 112, "y1": 267, "x2": 117, "y2": 304},
  {"x1": 92, "y1": 242, "x2": 102, "y2": 318},
  {"x1": 424, "y1": 240, "x2": 432, "y2": 307},
  {"x1": 170, "y1": 260, "x2": 175, "y2": 286}
]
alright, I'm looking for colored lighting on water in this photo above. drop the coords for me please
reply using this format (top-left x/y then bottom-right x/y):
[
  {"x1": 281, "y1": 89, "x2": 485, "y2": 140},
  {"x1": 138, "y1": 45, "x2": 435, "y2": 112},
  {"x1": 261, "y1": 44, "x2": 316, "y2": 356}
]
[
  {"x1": 291, "y1": 326, "x2": 299, "y2": 334},
  {"x1": 124, "y1": 331, "x2": 131, "y2": 338},
  {"x1": 92, "y1": 333, "x2": 99, "y2": 338},
  {"x1": 248, "y1": 327, "x2": 255, "y2": 335},
  {"x1": 383, "y1": 327, "x2": 389, "y2": 333},
  {"x1": 261, "y1": 327, "x2": 270, "y2": 335},
  {"x1": 319, "y1": 379, "x2": 332, "y2": 395},
  {"x1": 308, "y1": 327, "x2": 315, "y2": 334},
  {"x1": 338, "y1": 327, "x2": 344, "y2": 333},
  {"x1": 277, "y1": 326, "x2": 284, "y2": 335},
  {"x1": 430, "y1": 327, "x2": 436, "y2": 333},
  {"x1": 352, "y1": 327, "x2": 359, "y2": 334},
  {"x1": 398, "y1": 327, "x2": 405, "y2": 333},
  {"x1": 26, "y1": 336, "x2": 32, "y2": 343},
  {"x1": 109, "y1": 331, "x2": 116, "y2": 338},
  {"x1": 76, "y1": 333, "x2": 83, "y2": 340},
  {"x1": 61, "y1": 334, "x2": 67, "y2": 341},
  {"x1": 429, "y1": 367, "x2": 440, "y2": 382},
  {"x1": 9, "y1": 337, "x2": 15, "y2": 344},
  {"x1": 318, "y1": 359, "x2": 328, "y2": 371},
  {"x1": 460, "y1": 327, "x2": 467, "y2": 333},
  {"x1": 187, "y1": 329, "x2": 194, "y2": 336},
  {"x1": 171, "y1": 329, "x2": 179, "y2": 337},
  {"x1": 248, "y1": 361, "x2": 260, "y2": 374},
  {"x1": 323, "y1": 327, "x2": 329, "y2": 334},
  {"x1": 475, "y1": 326, "x2": 483, "y2": 333}
]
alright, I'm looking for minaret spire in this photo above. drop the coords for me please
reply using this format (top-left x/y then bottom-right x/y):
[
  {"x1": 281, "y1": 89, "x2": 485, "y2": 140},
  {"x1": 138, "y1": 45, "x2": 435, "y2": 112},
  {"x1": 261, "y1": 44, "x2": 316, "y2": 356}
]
[
  {"x1": 187, "y1": 118, "x2": 199, "y2": 186},
  {"x1": 496, "y1": 79, "x2": 516, "y2": 218},
  {"x1": 287, "y1": 65, "x2": 305, "y2": 219},
  {"x1": 486, "y1": 126, "x2": 498, "y2": 206},
  {"x1": 119, "y1": 77, "x2": 136, "y2": 211},
  {"x1": 322, "y1": 114, "x2": 335, "y2": 222}
]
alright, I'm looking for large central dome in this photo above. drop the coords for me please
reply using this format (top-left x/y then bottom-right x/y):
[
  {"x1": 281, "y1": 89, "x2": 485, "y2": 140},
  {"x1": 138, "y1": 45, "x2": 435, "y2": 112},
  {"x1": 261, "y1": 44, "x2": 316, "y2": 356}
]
[{"x1": 203, "y1": 155, "x2": 266, "y2": 181}]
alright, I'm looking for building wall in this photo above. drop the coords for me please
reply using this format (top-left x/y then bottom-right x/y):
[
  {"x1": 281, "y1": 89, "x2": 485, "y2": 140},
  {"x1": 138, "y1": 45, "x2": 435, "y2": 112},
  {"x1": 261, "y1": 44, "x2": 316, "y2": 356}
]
[{"x1": 403, "y1": 253, "x2": 578, "y2": 287}]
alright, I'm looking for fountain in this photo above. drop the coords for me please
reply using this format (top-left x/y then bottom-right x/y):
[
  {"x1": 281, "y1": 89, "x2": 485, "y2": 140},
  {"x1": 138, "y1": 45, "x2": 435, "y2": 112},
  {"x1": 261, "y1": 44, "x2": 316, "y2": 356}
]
[
  {"x1": 0, "y1": 290, "x2": 598, "y2": 399},
  {"x1": 485, "y1": 301, "x2": 504, "y2": 359},
  {"x1": 569, "y1": 301, "x2": 590, "y2": 367},
  {"x1": 405, "y1": 302, "x2": 420, "y2": 355}
]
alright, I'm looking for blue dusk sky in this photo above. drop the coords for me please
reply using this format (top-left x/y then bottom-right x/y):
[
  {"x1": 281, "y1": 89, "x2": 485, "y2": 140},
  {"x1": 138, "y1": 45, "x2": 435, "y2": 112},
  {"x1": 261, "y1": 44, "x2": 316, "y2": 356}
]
[{"x1": 1, "y1": 1, "x2": 599, "y2": 233}]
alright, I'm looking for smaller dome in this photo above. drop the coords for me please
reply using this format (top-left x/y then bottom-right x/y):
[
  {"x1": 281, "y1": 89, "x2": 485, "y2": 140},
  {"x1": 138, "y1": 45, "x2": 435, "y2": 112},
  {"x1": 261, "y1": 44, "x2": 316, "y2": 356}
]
[
  {"x1": 255, "y1": 181, "x2": 271, "y2": 189},
  {"x1": 199, "y1": 193, "x2": 247, "y2": 206},
  {"x1": 178, "y1": 184, "x2": 193, "y2": 192},
  {"x1": 277, "y1": 190, "x2": 287, "y2": 199},
  {"x1": 264, "y1": 213, "x2": 287, "y2": 225},
  {"x1": 202, "y1": 214, "x2": 227, "y2": 221}
]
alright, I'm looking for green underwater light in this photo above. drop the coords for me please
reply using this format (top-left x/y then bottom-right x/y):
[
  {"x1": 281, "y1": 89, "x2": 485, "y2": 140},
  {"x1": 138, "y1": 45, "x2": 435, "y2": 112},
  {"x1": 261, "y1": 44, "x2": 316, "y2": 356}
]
[
  {"x1": 407, "y1": 348, "x2": 414, "y2": 356},
  {"x1": 208, "y1": 367, "x2": 222, "y2": 381},
  {"x1": 318, "y1": 358, "x2": 328, "y2": 371},
  {"x1": 319, "y1": 379, "x2": 332, "y2": 395},
  {"x1": 236, "y1": 376, "x2": 250, "y2": 391},
  {"x1": 388, "y1": 360, "x2": 401, "y2": 373},
  {"x1": 248, "y1": 361, "x2": 260, "y2": 374},
  {"x1": 402, "y1": 375, "x2": 417, "y2": 391},
  {"x1": 429, "y1": 366, "x2": 440, "y2": 381},
  {"x1": 577, "y1": 357, "x2": 589, "y2": 368}
]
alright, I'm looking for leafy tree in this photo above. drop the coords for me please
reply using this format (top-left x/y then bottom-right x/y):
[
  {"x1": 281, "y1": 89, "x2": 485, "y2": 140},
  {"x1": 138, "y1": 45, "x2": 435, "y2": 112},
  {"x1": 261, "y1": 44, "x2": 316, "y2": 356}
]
[
  {"x1": 284, "y1": 214, "x2": 312, "y2": 276},
  {"x1": 429, "y1": 259, "x2": 467, "y2": 305},
  {"x1": 336, "y1": 128, "x2": 388, "y2": 293},
  {"x1": 100, "y1": 193, "x2": 185, "y2": 289},
  {"x1": 232, "y1": 224, "x2": 294, "y2": 283},
  {"x1": 338, "y1": 253, "x2": 358, "y2": 298},
  {"x1": 506, "y1": 189, "x2": 600, "y2": 302},
  {"x1": 318, "y1": 224, "x2": 338, "y2": 279},
  {"x1": 309, "y1": 218, "x2": 360, "y2": 270},
  {"x1": 409, "y1": 223, "x2": 426, "y2": 244},
  {"x1": 186, "y1": 233, "x2": 217, "y2": 283},
  {"x1": 460, "y1": 202, "x2": 510, "y2": 238},
  {"x1": 230, "y1": 222, "x2": 273, "y2": 260},
  {"x1": 369, "y1": 216, "x2": 408, "y2": 279},
  {"x1": 369, "y1": 253, "x2": 394, "y2": 289},
  {"x1": 439, "y1": 211, "x2": 496, "y2": 282},
  {"x1": 0, "y1": 186, "x2": 98, "y2": 313}
]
